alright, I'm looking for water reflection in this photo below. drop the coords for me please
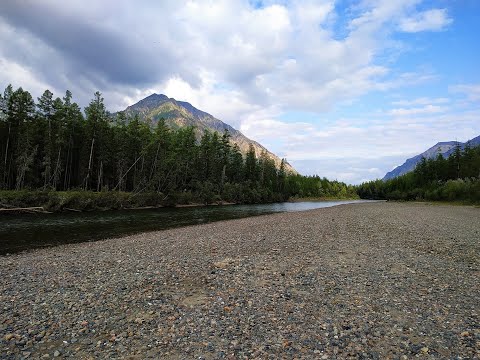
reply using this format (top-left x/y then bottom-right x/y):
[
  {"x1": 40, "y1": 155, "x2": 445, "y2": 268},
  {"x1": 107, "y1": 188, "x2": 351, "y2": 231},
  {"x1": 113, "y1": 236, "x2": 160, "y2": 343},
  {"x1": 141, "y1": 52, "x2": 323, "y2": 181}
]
[{"x1": 0, "y1": 200, "x2": 372, "y2": 254}]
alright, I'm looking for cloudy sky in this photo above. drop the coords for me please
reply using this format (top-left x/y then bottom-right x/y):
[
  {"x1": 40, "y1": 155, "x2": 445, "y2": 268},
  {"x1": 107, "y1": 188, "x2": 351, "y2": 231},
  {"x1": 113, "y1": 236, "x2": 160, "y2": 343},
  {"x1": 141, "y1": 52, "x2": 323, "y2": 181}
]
[{"x1": 1, "y1": 0, "x2": 479, "y2": 183}]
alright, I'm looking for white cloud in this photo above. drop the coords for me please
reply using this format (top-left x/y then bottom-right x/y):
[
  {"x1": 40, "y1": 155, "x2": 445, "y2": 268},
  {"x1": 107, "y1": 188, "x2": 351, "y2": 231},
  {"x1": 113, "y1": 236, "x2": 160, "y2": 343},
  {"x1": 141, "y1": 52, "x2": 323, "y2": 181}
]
[
  {"x1": 391, "y1": 97, "x2": 450, "y2": 106},
  {"x1": 399, "y1": 8, "x2": 452, "y2": 32},
  {"x1": 0, "y1": 0, "x2": 451, "y2": 113},
  {"x1": 0, "y1": 1, "x2": 472, "y2": 185},
  {"x1": 450, "y1": 84, "x2": 480, "y2": 102},
  {"x1": 0, "y1": 58, "x2": 52, "y2": 97},
  {"x1": 240, "y1": 116, "x2": 315, "y2": 141},
  {"x1": 388, "y1": 105, "x2": 447, "y2": 116},
  {"x1": 294, "y1": 1, "x2": 335, "y2": 26},
  {"x1": 242, "y1": 105, "x2": 480, "y2": 183}
]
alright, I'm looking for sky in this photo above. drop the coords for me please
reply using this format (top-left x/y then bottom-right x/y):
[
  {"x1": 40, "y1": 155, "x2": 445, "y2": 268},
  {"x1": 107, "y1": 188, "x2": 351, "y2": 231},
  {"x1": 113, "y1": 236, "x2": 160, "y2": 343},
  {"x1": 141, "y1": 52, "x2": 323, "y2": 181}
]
[{"x1": 0, "y1": 0, "x2": 479, "y2": 184}]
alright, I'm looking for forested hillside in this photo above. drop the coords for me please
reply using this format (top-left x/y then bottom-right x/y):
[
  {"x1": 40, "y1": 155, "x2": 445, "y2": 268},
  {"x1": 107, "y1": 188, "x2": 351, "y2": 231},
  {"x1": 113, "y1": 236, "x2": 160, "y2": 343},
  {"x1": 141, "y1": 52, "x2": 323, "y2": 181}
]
[
  {"x1": 0, "y1": 85, "x2": 356, "y2": 210},
  {"x1": 357, "y1": 143, "x2": 480, "y2": 203},
  {"x1": 120, "y1": 93, "x2": 296, "y2": 174}
]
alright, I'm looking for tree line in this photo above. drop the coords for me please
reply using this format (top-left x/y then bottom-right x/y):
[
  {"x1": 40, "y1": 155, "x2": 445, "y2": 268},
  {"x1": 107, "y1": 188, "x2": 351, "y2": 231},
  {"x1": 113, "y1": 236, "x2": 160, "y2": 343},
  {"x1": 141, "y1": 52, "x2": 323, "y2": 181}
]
[
  {"x1": 0, "y1": 85, "x2": 356, "y2": 208},
  {"x1": 357, "y1": 143, "x2": 480, "y2": 203}
]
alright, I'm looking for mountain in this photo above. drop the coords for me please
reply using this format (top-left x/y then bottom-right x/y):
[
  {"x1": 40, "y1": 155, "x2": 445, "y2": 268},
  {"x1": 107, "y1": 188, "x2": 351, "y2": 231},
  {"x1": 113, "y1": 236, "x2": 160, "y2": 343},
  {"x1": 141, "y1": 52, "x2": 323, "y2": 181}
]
[
  {"x1": 118, "y1": 94, "x2": 296, "y2": 173},
  {"x1": 383, "y1": 135, "x2": 480, "y2": 181}
]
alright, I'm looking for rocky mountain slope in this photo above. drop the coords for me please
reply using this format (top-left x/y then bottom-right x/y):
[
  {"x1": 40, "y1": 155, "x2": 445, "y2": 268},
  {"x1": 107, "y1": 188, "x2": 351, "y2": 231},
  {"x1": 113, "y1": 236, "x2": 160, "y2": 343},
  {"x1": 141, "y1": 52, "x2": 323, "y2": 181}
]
[
  {"x1": 118, "y1": 94, "x2": 296, "y2": 173},
  {"x1": 383, "y1": 135, "x2": 480, "y2": 180}
]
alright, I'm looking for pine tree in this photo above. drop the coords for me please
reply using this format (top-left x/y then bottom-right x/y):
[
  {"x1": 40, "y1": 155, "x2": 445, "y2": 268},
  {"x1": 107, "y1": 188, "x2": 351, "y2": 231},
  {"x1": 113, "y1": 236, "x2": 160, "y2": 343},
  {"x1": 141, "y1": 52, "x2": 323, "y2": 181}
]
[
  {"x1": 1, "y1": 85, "x2": 14, "y2": 188},
  {"x1": 37, "y1": 90, "x2": 56, "y2": 188},
  {"x1": 60, "y1": 90, "x2": 84, "y2": 189},
  {"x1": 8, "y1": 88, "x2": 36, "y2": 190},
  {"x1": 83, "y1": 91, "x2": 108, "y2": 190},
  {"x1": 245, "y1": 144, "x2": 258, "y2": 183}
]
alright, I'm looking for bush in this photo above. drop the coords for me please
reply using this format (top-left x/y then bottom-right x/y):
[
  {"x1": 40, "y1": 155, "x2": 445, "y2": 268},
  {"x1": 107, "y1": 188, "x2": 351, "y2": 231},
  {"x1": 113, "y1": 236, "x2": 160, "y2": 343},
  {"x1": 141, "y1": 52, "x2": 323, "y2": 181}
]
[
  {"x1": 222, "y1": 182, "x2": 242, "y2": 203},
  {"x1": 175, "y1": 191, "x2": 194, "y2": 205},
  {"x1": 441, "y1": 179, "x2": 467, "y2": 201}
]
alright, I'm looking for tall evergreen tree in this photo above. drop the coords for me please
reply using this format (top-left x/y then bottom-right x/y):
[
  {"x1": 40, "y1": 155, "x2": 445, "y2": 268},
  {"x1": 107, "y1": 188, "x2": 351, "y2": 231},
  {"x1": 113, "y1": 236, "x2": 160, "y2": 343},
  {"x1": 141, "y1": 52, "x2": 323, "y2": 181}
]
[{"x1": 83, "y1": 91, "x2": 108, "y2": 190}]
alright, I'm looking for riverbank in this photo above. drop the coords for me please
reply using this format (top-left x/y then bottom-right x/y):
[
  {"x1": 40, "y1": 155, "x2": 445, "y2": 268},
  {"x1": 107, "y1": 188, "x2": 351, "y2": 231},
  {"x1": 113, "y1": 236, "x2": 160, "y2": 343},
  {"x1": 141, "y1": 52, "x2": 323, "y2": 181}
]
[
  {"x1": 0, "y1": 190, "x2": 174, "y2": 213},
  {"x1": 1, "y1": 202, "x2": 479, "y2": 358},
  {"x1": 0, "y1": 190, "x2": 358, "y2": 214},
  {"x1": 0, "y1": 190, "x2": 285, "y2": 213},
  {"x1": 288, "y1": 196, "x2": 359, "y2": 202}
]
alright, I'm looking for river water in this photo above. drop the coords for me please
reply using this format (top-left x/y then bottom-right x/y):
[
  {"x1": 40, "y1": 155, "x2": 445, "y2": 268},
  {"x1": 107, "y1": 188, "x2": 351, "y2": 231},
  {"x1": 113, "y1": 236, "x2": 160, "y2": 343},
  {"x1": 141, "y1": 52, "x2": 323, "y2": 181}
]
[{"x1": 0, "y1": 200, "x2": 372, "y2": 255}]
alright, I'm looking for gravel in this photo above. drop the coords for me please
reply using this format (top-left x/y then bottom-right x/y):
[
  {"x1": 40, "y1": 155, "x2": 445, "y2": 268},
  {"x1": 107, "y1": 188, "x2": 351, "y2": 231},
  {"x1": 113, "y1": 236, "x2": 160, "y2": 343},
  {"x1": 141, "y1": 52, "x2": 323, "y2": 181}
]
[{"x1": 1, "y1": 201, "x2": 479, "y2": 359}]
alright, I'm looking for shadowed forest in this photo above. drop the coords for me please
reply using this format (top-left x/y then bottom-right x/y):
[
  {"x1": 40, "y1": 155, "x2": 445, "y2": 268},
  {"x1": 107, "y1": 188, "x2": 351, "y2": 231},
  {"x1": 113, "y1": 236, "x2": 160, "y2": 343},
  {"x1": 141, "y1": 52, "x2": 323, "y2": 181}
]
[
  {"x1": 0, "y1": 85, "x2": 357, "y2": 210},
  {"x1": 357, "y1": 144, "x2": 480, "y2": 203}
]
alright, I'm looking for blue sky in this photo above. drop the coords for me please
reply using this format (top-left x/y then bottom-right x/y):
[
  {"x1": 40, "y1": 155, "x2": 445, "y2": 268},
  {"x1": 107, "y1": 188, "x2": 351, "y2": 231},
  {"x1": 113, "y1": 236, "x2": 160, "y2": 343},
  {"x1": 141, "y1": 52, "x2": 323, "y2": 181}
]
[{"x1": 0, "y1": 0, "x2": 479, "y2": 183}]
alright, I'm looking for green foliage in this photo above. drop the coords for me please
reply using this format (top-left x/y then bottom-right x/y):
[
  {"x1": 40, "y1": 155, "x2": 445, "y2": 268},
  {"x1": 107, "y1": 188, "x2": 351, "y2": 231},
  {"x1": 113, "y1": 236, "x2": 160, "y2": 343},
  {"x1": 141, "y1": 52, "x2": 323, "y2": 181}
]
[
  {"x1": 284, "y1": 174, "x2": 358, "y2": 199},
  {"x1": 0, "y1": 84, "x2": 358, "y2": 210},
  {"x1": 357, "y1": 144, "x2": 480, "y2": 203}
]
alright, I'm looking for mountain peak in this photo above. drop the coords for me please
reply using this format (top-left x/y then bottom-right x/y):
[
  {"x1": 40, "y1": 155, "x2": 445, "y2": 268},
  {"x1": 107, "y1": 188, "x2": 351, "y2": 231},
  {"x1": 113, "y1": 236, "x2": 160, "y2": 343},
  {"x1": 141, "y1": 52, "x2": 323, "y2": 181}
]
[
  {"x1": 434, "y1": 141, "x2": 456, "y2": 146},
  {"x1": 383, "y1": 135, "x2": 480, "y2": 181},
  {"x1": 125, "y1": 93, "x2": 170, "y2": 111},
  {"x1": 119, "y1": 94, "x2": 297, "y2": 174},
  {"x1": 144, "y1": 93, "x2": 169, "y2": 101}
]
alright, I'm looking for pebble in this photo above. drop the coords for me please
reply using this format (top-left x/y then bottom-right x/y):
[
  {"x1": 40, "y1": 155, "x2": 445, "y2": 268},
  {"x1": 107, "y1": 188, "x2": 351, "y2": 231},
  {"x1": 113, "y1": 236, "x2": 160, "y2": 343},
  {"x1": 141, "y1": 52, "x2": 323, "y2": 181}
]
[{"x1": 0, "y1": 202, "x2": 478, "y2": 358}]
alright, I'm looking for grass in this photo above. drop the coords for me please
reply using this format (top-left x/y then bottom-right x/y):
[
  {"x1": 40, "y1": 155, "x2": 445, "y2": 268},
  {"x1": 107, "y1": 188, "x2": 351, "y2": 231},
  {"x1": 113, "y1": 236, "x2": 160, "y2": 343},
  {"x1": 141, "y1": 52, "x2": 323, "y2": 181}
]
[{"x1": 0, "y1": 190, "x2": 172, "y2": 212}]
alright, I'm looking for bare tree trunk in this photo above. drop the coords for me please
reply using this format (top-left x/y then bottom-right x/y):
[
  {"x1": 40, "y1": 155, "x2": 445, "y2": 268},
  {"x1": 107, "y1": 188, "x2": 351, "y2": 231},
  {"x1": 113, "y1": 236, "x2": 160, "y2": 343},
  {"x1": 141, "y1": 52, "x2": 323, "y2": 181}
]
[
  {"x1": 117, "y1": 160, "x2": 123, "y2": 192},
  {"x1": 52, "y1": 147, "x2": 61, "y2": 190},
  {"x1": 97, "y1": 160, "x2": 103, "y2": 192},
  {"x1": 63, "y1": 137, "x2": 71, "y2": 190},
  {"x1": 84, "y1": 137, "x2": 95, "y2": 190},
  {"x1": 221, "y1": 164, "x2": 226, "y2": 190},
  {"x1": 16, "y1": 145, "x2": 37, "y2": 191},
  {"x1": 149, "y1": 143, "x2": 160, "y2": 181},
  {"x1": 133, "y1": 154, "x2": 137, "y2": 191},
  {"x1": 113, "y1": 155, "x2": 142, "y2": 191},
  {"x1": 44, "y1": 115, "x2": 52, "y2": 189},
  {"x1": 3, "y1": 122, "x2": 11, "y2": 188}
]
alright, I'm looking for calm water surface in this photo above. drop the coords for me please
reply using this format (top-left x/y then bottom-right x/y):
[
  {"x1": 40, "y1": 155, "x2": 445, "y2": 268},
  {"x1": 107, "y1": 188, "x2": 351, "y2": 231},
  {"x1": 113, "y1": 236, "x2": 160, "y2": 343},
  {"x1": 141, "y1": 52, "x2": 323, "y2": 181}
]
[{"x1": 0, "y1": 200, "x2": 372, "y2": 255}]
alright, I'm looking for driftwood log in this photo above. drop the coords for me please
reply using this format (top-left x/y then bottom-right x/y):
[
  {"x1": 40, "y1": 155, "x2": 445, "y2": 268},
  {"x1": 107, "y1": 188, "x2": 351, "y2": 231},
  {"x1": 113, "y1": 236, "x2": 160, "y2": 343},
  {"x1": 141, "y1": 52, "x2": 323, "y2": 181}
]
[{"x1": 0, "y1": 207, "x2": 50, "y2": 214}]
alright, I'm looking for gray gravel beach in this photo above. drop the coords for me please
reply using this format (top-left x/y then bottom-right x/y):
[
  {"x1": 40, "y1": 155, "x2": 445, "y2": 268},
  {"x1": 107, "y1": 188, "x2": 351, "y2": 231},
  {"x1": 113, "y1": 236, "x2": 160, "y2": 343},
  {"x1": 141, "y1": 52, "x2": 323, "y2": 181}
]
[{"x1": 1, "y1": 202, "x2": 479, "y2": 359}]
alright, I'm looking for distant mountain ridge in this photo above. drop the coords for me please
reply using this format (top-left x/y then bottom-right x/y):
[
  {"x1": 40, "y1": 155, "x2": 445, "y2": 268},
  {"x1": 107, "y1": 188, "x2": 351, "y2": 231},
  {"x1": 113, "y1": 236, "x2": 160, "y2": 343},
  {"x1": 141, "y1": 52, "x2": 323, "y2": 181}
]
[
  {"x1": 118, "y1": 94, "x2": 296, "y2": 173},
  {"x1": 383, "y1": 135, "x2": 480, "y2": 180}
]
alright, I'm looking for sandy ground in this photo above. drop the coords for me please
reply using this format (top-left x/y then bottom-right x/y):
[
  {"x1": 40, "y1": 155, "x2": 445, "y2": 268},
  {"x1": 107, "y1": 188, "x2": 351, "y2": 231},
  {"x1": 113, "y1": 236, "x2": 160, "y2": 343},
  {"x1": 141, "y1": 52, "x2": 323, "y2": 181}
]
[{"x1": 0, "y1": 202, "x2": 479, "y2": 359}]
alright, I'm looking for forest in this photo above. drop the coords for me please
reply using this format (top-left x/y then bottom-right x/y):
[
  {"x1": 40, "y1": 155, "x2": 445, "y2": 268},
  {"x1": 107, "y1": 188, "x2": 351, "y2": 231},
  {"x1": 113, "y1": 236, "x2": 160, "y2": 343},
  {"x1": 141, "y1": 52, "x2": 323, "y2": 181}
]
[
  {"x1": 357, "y1": 143, "x2": 480, "y2": 203},
  {"x1": 0, "y1": 85, "x2": 357, "y2": 211}
]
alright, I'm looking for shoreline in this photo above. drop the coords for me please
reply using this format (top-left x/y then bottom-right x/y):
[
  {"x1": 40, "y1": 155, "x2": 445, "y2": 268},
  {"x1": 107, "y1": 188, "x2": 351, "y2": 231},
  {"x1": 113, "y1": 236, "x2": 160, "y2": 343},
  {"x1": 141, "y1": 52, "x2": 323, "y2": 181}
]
[
  {"x1": 1, "y1": 202, "x2": 478, "y2": 358},
  {"x1": 288, "y1": 196, "x2": 360, "y2": 202},
  {"x1": 0, "y1": 200, "x2": 373, "y2": 256}
]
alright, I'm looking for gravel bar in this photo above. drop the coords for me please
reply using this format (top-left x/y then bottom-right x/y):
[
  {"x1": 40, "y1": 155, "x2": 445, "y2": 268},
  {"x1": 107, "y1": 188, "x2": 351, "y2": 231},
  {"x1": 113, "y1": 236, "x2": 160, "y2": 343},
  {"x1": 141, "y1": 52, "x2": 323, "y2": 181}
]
[{"x1": 1, "y1": 202, "x2": 479, "y2": 359}]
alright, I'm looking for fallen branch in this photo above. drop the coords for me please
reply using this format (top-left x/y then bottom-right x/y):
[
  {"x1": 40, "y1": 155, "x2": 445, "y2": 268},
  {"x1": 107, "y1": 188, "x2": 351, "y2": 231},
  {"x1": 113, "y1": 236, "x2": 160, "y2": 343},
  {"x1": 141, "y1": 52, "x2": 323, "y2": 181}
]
[
  {"x1": 63, "y1": 207, "x2": 82, "y2": 212},
  {"x1": 0, "y1": 207, "x2": 48, "y2": 214}
]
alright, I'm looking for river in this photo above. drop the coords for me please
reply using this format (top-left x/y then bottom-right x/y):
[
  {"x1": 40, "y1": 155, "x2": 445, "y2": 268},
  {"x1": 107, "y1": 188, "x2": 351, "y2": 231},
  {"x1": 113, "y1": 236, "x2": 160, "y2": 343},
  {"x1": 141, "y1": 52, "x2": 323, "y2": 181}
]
[{"x1": 0, "y1": 200, "x2": 372, "y2": 255}]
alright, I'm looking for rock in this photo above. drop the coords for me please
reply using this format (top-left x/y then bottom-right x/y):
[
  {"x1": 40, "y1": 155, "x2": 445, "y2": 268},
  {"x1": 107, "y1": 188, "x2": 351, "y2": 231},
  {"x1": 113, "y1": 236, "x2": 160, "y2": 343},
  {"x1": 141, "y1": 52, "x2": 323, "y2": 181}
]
[
  {"x1": 213, "y1": 258, "x2": 235, "y2": 269},
  {"x1": 0, "y1": 203, "x2": 478, "y2": 358}
]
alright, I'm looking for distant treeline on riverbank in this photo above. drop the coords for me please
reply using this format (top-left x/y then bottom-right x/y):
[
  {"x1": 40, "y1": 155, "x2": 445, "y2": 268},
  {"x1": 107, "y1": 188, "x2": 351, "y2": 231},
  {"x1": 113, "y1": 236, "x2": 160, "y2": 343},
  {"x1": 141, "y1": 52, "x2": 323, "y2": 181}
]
[
  {"x1": 357, "y1": 143, "x2": 480, "y2": 203},
  {"x1": 0, "y1": 85, "x2": 357, "y2": 211}
]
